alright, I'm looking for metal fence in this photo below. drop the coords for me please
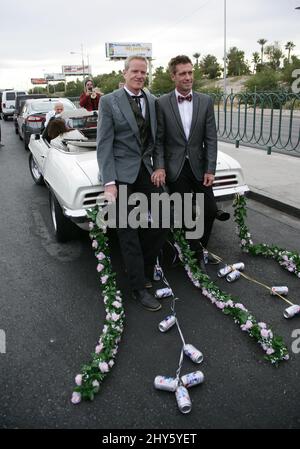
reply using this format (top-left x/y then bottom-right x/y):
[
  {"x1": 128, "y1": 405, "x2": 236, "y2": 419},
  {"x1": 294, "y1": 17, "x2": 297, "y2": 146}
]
[
  {"x1": 68, "y1": 93, "x2": 300, "y2": 154},
  {"x1": 210, "y1": 92, "x2": 300, "y2": 154}
]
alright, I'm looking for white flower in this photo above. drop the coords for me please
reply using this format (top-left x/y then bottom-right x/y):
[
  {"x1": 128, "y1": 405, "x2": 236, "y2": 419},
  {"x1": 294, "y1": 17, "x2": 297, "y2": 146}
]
[
  {"x1": 108, "y1": 360, "x2": 115, "y2": 368},
  {"x1": 92, "y1": 240, "x2": 98, "y2": 249},
  {"x1": 71, "y1": 392, "x2": 81, "y2": 404},
  {"x1": 111, "y1": 313, "x2": 120, "y2": 322},
  {"x1": 92, "y1": 380, "x2": 100, "y2": 389},
  {"x1": 97, "y1": 252, "x2": 106, "y2": 261},
  {"x1": 75, "y1": 374, "x2": 83, "y2": 386},
  {"x1": 97, "y1": 263, "x2": 105, "y2": 273},
  {"x1": 112, "y1": 301, "x2": 122, "y2": 308},
  {"x1": 99, "y1": 362, "x2": 109, "y2": 373},
  {"x1": 89, "y1": 222, "x2": 94, "y2": 230}
]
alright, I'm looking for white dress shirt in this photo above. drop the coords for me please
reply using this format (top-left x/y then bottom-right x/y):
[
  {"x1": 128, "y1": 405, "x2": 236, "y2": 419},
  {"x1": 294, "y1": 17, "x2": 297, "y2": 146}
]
[{"x1": 175, "y1": 89, "x2": 193, "y2": 140}]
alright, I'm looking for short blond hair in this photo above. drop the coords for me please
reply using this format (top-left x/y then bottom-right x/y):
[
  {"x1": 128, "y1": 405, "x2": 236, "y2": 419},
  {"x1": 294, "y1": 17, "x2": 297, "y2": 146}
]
[{"x1": 124, "y1": 56, "x2": 148, "y2": 71}]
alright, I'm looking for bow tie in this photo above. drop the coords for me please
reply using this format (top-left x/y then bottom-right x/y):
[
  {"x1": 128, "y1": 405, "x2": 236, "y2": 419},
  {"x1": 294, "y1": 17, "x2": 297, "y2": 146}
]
[
  {"x1": 178, "y1": 94, "x2": 192, "y2": 104},
  {"x1": 131, "y1": 94, "x2": 143, "y2": 100}
]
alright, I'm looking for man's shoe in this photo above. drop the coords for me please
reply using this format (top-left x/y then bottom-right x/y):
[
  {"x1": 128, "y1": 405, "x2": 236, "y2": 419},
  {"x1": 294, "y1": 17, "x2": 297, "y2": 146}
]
[
  {"x1": 132, "y1": 289, "x2": 162, "y2": 312},
  {"x1": 216, "y1": 209, "x2": 230, "y2": 222}
]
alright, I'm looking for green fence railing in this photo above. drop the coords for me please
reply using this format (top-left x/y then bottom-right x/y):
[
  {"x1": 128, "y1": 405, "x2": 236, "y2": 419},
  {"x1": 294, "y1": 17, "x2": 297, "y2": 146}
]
[{"x1": 210, "y1": 92, "x2": 300, "y2": 154}]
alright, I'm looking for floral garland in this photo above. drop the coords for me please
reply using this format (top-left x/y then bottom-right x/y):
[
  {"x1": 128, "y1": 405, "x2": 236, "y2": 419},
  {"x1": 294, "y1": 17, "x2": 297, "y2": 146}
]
[
  {"x1": 234, "y1": 194, "x2": 300, "y2": 279},
  {"x1": 172, "y1": 230, "x2": 289, "y2": 364},
  {"x1": 71, "y1": 207, "x2": 125, "y2": 404}
]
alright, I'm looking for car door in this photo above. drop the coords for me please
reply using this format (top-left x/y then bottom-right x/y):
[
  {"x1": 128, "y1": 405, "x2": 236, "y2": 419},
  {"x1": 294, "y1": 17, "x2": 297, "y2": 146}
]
[{"x1": 29, "y1": 134, "x2": 50, "y2": 174}]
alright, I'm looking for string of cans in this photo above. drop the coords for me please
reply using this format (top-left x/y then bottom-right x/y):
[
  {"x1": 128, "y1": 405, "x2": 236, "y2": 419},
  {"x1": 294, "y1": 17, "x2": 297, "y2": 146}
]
[
  {"x1": 153, "y1": 264, "x2": 205, "y2": 415},
  {"x1": 217, "y1": 261, "x2": 300, "y2": 319}
]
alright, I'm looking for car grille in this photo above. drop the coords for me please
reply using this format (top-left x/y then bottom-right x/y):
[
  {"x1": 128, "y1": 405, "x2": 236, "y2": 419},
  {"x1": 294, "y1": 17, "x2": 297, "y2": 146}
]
[
  {"x1": 83, "y1": 191, "x2": 104, "y2": 207},
  {"x1": 213, "y1": 174, "x2": 239, "y2": 190}
]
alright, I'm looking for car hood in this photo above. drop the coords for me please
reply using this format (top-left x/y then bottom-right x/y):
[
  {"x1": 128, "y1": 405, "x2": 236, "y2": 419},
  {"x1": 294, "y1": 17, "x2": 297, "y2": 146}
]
[{"x1": 75, "y1": 152, "x2": 101, "y2": 185}]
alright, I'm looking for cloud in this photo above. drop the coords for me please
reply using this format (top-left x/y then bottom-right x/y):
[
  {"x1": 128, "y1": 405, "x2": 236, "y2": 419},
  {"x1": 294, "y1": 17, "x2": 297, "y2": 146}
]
[{"x1": 1, "y1": 0, "x2": 300, "y2": 89}]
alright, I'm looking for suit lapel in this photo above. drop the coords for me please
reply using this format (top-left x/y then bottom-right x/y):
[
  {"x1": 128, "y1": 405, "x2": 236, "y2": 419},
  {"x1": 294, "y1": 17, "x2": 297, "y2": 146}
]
[
  {"x1": 116, "y1": 89, "x2": 141, "y2": 144},
  {"x1": 188, "y1": 91, "x2": 200, "y2": 142},
  {"x1": 144, "y1": 89, "x2": 156, "y2": 141},
  {"x1": 169, "y1": 91, "x2": 187, "y2": 141}
]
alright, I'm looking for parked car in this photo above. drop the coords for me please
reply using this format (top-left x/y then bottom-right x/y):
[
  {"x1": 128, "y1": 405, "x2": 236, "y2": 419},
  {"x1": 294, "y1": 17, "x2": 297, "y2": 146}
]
[
  {"x1": 14, "y1": 94, "x2": 48, "y2": 134},
  {"x1": 17, "y1": 97, "x2": 76, "y2": 150},
  {"x1": 1, "y1": 89, "x2": 27, "y2": 120},
  {"x1": 28, "y1": 109, "x2": 249, "y2": 242}
]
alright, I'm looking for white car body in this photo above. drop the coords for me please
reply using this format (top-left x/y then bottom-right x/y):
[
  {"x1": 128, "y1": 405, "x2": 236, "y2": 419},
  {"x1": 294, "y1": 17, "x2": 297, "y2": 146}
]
[{"x1": 28, "y1": 110, "x2": 249, "y2": 239}]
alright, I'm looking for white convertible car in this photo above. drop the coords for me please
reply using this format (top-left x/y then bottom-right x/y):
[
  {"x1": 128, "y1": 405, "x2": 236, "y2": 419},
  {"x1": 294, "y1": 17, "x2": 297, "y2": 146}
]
[{"x1": 28, "y1": 110, "x2": 249, "y2": 242}]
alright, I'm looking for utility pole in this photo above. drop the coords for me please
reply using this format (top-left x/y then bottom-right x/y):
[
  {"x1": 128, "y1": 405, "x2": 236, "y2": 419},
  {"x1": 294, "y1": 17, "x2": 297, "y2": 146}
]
[{"x1": 224, "y1": 0, "x2": 227, "y2": 95}]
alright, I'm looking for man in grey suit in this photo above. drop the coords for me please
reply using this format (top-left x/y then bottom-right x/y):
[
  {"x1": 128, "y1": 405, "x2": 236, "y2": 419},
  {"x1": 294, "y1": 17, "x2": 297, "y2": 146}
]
[
  {"x1": 97, "y1": 56, "x2": 167, "y2": 312},
  {"x1": 152, "y1": 55, "x2": 218, "y2": 267}
]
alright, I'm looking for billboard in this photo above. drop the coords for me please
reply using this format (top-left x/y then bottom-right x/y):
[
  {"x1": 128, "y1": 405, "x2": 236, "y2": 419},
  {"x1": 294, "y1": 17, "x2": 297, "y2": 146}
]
[
  {"x1": 62, "y1": 65, "x2": 91, "y2": 76},
  {"x1": 31, "y1": 78, "x2": 48, "y2": 85},
  {"x1": 45, "y1": 73, "x2": 65, "y2": 81},
  {"x1": 105, "y1": 42, "x2": 152, "y2": 59}
]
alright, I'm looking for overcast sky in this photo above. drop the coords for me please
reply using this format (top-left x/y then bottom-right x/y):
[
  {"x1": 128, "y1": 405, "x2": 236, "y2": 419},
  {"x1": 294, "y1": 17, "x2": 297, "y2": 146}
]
[{"x1": 1, "y1": 0, "x2": 300, "y2": 89}]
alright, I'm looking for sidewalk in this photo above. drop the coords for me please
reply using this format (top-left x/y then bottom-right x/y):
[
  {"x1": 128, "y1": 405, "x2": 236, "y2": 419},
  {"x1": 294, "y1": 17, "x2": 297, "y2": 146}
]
[{"x1": 219, "y1": 141, "x2": 300, "y2": 218}]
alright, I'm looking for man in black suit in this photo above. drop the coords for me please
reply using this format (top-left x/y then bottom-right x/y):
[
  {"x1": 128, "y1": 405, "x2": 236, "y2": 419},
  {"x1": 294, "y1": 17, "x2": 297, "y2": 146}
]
[
  {"x1": 97, "y1": 56, "x2": 167, "y2": 312},
  {"x1": 152, "y1": 55, "x2": 218, "y2": 267}
]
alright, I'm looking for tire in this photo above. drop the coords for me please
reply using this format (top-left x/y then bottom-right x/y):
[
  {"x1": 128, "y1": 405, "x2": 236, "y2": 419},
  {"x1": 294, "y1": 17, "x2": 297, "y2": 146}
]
[
  {"x1": 49, "y1": 191, "x2": 75, "y2": 242},
  {"x1": 15, "y1": 125, "x2": 19, "y2": 135},
  {"x1": 29, "y1": 153, "x2": 44, "y2": 185},
  {"x1": 3, "y1": 115, "x2": 7, "y2": 121}
]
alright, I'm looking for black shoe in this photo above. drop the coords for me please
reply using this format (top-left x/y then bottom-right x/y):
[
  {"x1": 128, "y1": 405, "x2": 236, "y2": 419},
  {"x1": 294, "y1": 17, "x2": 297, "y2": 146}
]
[
  {"x1": 216, "y1": 209, "x2": 230, "y2": 222},
  {"x1": 132, "y1": 289, "x2": 162, "y2": 312}
]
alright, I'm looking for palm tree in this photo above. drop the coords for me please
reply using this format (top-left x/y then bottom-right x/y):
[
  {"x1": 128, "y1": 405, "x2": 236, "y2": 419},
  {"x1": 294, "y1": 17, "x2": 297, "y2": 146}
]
[
  {"x1": 252, "y1": 52, "x2": 260, "y2": 73},
  {"x1": 257, "y1": 39, "x2": 268, "y2": 64},
  {"x1": 285, "y1": 41, "x2": 296, "y2": 64},
  {"x1": 193, "y1": 53, "x2": 201, "y2": 67}
]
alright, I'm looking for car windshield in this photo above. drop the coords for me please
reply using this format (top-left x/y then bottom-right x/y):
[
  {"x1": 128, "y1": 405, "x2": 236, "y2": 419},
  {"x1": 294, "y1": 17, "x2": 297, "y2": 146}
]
[
  {"x1": 30, "y1": 100, "x2": 75, "y2": 113},
  {"x1": 6, "y1": 92, "x2": 15, "y2": 100}
]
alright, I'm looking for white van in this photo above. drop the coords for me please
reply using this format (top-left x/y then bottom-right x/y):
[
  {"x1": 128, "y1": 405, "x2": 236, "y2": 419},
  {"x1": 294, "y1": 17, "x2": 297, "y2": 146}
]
[{"x1": 1, "y1": 90, "x2": 27, "y2": 120}]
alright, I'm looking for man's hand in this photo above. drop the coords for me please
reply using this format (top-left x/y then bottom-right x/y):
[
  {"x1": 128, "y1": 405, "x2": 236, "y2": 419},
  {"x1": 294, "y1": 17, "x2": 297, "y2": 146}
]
[
  {"x1": 151, "y1": 169, "x2": 166, "y2": 187},
  {"x1": 203, "y1": 173, "x2": 215, "y2": 187},
  {"x1": 104, "y1": 184, "x2": 118, "y2": 202}
]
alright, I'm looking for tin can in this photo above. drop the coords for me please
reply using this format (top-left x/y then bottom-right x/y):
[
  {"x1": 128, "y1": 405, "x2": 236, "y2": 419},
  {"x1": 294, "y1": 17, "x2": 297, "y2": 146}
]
[
  {"x1": 183, "y1": 344, "x2": 204, "y2": 364},
  {"x1": 175, "y1": 386, "x2": 192, "y2": 414},
  {"x1": 226, "y1": 270, "x2": 241, "y2": 283},
  {"x1": 283, "y1": 305, "x2": 300, "y2": 319},
  {"x1": 271, "y1": 286, "x2": 289, "y2": 296},
  {"x1": 155, "y1": 288, "x2": 173, "y2": 299},
  {"x1": 218, "y1": 265, "x2": 232, "y2": 278},
  {"x1": 159, "y1": 315, "x2": 176, "y2": 333},
  {"x1": 154, "y1": 375, "x2": 178, "y2": 392},
  {"x1": 203, "y1": 250, "x2": 209, "y2": 265},
  {"x1": 153, "y1": 265, "x2": 163, "y2": 281},
  {"x1": 181, "y1": 371, "x2": 205, "y2": 388},
  {"x1": 232, "y1": 262, "x2": 245, "y2": 272}
]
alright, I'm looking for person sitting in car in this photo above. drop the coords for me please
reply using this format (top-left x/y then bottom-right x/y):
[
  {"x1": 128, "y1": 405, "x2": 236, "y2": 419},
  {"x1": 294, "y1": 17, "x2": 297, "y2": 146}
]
[{"x1": 48, "y1": 119, "x2": 87, "y2": 150}]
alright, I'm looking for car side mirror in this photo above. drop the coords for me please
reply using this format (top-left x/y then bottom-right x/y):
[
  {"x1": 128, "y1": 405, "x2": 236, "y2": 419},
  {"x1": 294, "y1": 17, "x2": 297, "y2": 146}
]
[{"x1": 35, "y1": 134, "x2": 40, "y2": 140}]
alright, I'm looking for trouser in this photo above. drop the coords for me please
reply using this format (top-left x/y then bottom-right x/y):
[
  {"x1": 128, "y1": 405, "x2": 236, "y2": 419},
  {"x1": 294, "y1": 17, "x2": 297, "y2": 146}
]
[
  {"x1": 116, "y1": 164, "x2": 169, "y2": 290},
  {"x1": 168, "y1": 160, "x2": 217, "y2": 251}
]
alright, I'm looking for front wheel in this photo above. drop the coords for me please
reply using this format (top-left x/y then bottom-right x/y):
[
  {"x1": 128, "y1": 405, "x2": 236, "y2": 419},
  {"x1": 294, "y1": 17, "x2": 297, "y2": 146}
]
[
  {"x1": 49, "y1": 191, "x2": 75, "y2": 242},
  {"x1": 29, "y1": 153, "x2": 44, "y2": 185}
]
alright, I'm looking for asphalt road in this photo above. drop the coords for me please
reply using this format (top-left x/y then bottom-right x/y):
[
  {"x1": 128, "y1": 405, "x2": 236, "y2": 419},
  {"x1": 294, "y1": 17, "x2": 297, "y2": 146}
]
[{"x1": 0, "y1": 119, "x2": 300, "y2": 430}]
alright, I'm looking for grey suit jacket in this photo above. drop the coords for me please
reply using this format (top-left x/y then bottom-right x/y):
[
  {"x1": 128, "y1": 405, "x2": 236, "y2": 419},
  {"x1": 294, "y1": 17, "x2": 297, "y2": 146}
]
[
  {"x1": 97, "y1": 87, "x2": 159, "y2": 185},
  {"x1": 154, "y1": 91, "x2": 218, "y2": 183}
]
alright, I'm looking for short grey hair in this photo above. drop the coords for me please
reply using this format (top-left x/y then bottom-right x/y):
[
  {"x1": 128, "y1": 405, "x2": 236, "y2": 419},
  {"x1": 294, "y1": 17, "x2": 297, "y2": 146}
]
[{"x1": 124, "y1": 55, "x2": 148, "y2": 71}]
